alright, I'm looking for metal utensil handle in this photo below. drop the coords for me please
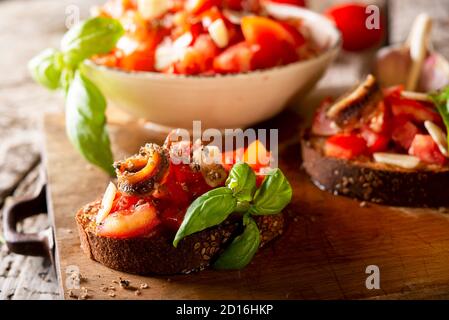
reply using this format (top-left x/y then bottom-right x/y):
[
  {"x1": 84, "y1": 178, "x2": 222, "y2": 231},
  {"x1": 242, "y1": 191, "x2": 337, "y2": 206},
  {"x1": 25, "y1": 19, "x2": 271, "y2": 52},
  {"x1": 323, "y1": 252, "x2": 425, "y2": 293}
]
[{"x1": 2, "y1": 172, "x2": 52, "y2": 257}]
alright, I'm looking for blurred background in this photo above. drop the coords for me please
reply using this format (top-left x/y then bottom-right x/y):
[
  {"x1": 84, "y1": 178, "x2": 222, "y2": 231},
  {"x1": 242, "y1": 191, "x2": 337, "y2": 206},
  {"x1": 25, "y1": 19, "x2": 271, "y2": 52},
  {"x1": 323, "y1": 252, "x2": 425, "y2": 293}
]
[{"x1": 0, "y1": 0, "x2": 448, "y2": 299}]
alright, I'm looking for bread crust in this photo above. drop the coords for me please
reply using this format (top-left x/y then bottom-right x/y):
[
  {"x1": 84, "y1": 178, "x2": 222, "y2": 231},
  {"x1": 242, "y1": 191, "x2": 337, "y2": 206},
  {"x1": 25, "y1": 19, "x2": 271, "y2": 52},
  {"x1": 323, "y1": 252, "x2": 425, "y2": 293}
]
[
  {"x1": 301, "y1": 137, "x2": 449, "y2": 207},
  {"x1": 76, "y1": 201, "x2": 284, "y2": 275}
]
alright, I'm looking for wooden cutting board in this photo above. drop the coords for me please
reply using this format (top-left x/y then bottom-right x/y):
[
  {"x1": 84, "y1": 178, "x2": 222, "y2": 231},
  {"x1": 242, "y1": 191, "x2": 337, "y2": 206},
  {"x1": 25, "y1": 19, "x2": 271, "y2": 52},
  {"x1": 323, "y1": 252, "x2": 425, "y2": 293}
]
[{"x1": 44, "y1": 109, "x2": 449, "y2": 300}]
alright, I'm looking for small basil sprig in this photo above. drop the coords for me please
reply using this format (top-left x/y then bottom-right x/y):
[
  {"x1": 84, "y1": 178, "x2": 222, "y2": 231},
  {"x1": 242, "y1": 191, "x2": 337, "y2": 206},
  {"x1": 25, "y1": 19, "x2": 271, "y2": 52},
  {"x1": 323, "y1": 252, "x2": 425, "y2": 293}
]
[
  {"x1": 28, "y1": 17, "x2": 124, "y2": 175},
  {"x1": 431, "y1": 86, "x2": 449, "y2": 148},
  {"x1": 173, "y1": 162, "x2": 292, "y2": 270}
]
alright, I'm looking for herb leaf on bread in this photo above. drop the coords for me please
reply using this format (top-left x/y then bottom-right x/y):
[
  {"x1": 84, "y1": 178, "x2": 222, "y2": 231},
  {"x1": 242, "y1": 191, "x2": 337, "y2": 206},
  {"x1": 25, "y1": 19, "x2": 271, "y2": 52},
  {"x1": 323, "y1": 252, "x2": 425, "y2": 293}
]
[
  {"x1": 214, "y1": 215, "x2": 261, "y2": 270},
  {"x1": 173, "y1": 187, "x2": 237, "y2": 247},
  {"x1": 431, "y1": 86, "x2": 449, "y2": 149},
  {"x1": 225, "y1": 163, "x2": 257, "y2": 202},
  {"x1": 250, "y1": 168, "x2": 292, "y2": 215}
]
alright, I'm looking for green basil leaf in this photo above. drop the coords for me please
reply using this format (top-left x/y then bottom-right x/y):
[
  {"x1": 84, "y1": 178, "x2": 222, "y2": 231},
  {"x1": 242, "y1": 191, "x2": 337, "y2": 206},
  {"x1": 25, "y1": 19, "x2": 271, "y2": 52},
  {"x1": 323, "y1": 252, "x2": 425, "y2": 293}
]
[
  {"x1": 225, "y1": 162, "x2": 256, "y2": 202},
  {"x1": 66, "y1": 71, "x2": 114, "y2": 176},
  {"x1": 173, "y1": 187, "x2": 237, "y2": 247},
  {"x1": 249, "y1": 168, "x2": 292, "y2": 215},
  {"x1": 28, "y1": 48, "x2": 63, "y2": 90},
  {"x1": 61, "y1": 17, "x2": 124, "y2": 67},
  {"x1": 214, "y1": 215, "x2": 260, "y2": 270},
  {"x1": 431, "y1": 87, "x2": 449, "y2": 148}
]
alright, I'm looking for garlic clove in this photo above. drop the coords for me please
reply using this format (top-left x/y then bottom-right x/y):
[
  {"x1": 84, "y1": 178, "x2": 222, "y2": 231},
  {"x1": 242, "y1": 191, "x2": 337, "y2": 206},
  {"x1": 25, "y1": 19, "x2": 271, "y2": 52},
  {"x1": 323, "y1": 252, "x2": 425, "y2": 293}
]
[
  {"x1": 96, "y1": 182, "x2": 117, "y2": 225},
  {"x1": 373, "y1": 153, "x2": 421, "y2": 169},
  {"x1": 208, "y1": 19, "x2": 229, "y2": 49},
  {"x1": 424, "y1": 120, "x2": 449, "y2": 156}
]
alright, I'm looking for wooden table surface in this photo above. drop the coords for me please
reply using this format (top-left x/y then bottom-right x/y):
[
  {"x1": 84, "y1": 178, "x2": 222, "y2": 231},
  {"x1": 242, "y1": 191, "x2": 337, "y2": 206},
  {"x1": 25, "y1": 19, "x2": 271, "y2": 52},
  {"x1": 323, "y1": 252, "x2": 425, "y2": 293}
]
[{"x1": 1, "y1": 0, "x2": 449, "y2": 300}]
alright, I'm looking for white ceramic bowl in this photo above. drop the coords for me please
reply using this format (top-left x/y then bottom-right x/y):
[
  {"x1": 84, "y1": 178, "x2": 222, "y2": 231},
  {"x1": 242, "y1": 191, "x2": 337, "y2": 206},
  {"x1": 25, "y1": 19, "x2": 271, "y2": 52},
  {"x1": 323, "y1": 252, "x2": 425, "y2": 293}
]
[{"x1": 83, "y1": 3, "x2": 341, "y2": 130}]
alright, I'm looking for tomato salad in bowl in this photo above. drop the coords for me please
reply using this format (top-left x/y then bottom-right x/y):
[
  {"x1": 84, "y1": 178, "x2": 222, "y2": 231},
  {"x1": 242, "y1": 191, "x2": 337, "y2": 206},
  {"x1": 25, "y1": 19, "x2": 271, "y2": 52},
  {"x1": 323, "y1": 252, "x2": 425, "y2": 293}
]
[{"x1": 90, "y1": 0, "x2": 320, "y2": 75}]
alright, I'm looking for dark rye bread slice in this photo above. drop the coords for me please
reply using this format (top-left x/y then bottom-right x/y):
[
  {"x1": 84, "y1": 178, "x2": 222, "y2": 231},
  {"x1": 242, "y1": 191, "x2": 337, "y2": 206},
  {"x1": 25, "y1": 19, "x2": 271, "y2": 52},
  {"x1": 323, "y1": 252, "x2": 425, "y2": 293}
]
[
  {"x1": 301, "y1": 135, "x2": 449, "y2": 207},
  {"x1": 76, "y1": 201, "x2": 285, "y2": 275}
]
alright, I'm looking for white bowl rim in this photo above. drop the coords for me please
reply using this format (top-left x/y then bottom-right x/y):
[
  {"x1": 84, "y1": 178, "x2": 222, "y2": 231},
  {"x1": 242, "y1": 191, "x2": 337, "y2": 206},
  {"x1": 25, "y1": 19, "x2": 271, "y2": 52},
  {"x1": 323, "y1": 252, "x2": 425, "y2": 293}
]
[{"x1": 84, "y1": 3, "x2": 342, "y2": 81}]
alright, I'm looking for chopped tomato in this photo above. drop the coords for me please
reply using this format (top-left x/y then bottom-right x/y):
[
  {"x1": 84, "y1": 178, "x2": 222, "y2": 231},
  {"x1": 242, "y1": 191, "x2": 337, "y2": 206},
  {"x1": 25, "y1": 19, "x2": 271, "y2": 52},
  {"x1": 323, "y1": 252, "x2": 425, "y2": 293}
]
[
  {"x1": 360, "y1": 126, "x2": 389, "y2": 153},
  {"x1": 111, "y1": 194, "x2": 141, "y2": 212},
  {"x1": 325, "y1": 3, "x2": 384, "y2": 51},
  {"x1": 185, "y1": 0, "x2": 220, "y2": 14},
  {"x1": 324, "y1": 134, "x2": 367, "y2": 160},
  {"x1": 255, "y1": 174, "x2": 265, "y2": 187},
  {"x1": 409, "y1": 134, "x2": 447, "y2": 165},
  {"x1": 174, "y1": 34, "x2": 219, "y2": 74},
  {"x1": 244, "y1": 140, "x2": 271, "y2": 170},
  {"x1": 388, "y1": 95, "x2": 442, "y2": 125},
  {"x1": 311, "y1": 97, "x2": 340, "y2": 136},
  {"x1": 391, "y1": 117, "x2": 420, "y2": 150},
  {"x1": 241, "y1": 16, "x2": 298, "y2": 68},
  {"x1": 213, "y1": 41, "x2": 254, "y2": 73},
  {"x1": 160, "y1": 206, "x2": 185, "y2": 231},
  {"x1": 98, "y1": 203, "x2": 160, "y2": 239},
  {"x1": 269, "y1": 0, "x2": 306, "y2": 6}
]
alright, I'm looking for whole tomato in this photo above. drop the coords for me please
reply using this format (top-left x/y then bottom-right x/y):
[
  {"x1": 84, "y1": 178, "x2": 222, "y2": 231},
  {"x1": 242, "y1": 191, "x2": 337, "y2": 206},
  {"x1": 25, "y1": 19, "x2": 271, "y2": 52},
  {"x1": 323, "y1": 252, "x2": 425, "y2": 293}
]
[{"x1": 325, "y1": 3, "x2": 384, "y2": 52}]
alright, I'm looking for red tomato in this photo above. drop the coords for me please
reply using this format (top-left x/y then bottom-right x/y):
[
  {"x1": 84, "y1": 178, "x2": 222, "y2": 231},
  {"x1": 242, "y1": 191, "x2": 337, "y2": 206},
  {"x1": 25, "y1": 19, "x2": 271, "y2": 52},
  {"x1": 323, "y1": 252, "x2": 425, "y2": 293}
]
[
  {"x1": 244, "y1": 140, "x2": 271, "y2": 170},
  {"x1": 214, "y1": 41, "x2": 254, "y2": 73},
  {"x1": 185, "y1": 0, "x2": 220, "y2": 14},
  {"x1": 324, "y1": 134, "x2": 367, "y2": 160},
  {"x1": 325, "y1": 3, "x2": 384, "y2": 51},
  {"x1": 98, "y1": 203, "x2": 160, "y2": 239},
  {"x1": 241, "y1": 16, "x2": 298, "y2": 68},
  {"x1": 311, "y1": 97, "x2": 340, "y2": 136},
  {"x1": 388, "y1": 96, "x2": 442, "y2": 125},
  {"x1": 409, "y1": 134, "x2": 447, "y2": 165},
  {"x1": 161, "y1": 206, "x2": 185, "y2": 231},
  {"x1": 360, "y1": 126, "x2": 389, "y2": 153},
  {"x1": 391, "y1": 116, "x2": 420, "y2": 150},
  {"x1": 222, "y1": 147, "x2": 245, "y2": 170},
  {"x1": 269, "y1": 0, "x2": 306, "y2": 7},
  {"x1": 174, "y1": 34, "x2": 219, "y2": 74},
  {"x1": 111, "y1": 194, "x2": 141, "y2": 212}
]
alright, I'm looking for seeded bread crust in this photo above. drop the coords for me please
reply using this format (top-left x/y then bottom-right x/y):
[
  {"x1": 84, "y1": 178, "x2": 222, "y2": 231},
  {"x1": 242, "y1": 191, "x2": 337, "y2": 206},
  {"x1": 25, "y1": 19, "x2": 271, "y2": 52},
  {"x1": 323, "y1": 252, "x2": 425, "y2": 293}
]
[
  {"x1": 76, "y1": 201, "x2": 285, "y2": 275},
  {"x1": 301, "y1": 136, "x2": 449, "y2": 207}
]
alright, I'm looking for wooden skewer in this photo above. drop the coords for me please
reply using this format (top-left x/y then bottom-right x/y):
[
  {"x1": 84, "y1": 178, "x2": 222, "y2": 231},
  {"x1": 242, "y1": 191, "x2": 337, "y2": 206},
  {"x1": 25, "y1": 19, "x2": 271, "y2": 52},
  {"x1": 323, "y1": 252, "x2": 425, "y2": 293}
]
[{"x1": 405, "y1": 13, "x2": 432, "y2": 91}]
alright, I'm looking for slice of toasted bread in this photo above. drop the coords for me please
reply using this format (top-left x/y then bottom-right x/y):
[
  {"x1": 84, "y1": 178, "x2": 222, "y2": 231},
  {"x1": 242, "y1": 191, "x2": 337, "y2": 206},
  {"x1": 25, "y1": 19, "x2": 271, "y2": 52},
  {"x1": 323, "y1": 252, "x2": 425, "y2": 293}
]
[
  {"x1": 301, "y1": 135, "x2": 449, "y2": 207},
  {"x1": 76, "y1": 201, "x2": 284, "y2": 275}
]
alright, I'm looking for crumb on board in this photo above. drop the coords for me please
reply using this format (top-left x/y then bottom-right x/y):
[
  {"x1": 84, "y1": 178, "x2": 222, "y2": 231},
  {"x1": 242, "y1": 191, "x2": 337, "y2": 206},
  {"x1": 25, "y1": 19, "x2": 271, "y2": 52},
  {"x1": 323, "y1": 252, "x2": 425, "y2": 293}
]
[
  {"x1": 359, "y1": 201, "x2": 368, "y2": 208},
  {"x1": 135, "y1": 290, "x2": 141, "y2": 296},
  {"x1": 140, "y1": 283, "x2": 149, "y2": 289},
  {"x1": 109, "y1": 292, "x2": 116, "y2": 298}
]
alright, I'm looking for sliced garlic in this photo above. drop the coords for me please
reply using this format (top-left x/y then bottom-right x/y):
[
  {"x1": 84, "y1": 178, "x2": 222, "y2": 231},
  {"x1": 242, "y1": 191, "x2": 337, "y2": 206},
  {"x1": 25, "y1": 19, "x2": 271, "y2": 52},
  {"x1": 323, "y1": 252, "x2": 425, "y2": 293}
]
[
  {"x1": 424, "y1": 120, "x2": 449, "y2": 156},
  {"x1": 208, "y1": 19, "x2": 229, "y2": 48},
  {"x1": 373, "y1": 153, "x2": 421, "y2": 169},
  {"x1": 137, "y1": 0, "x2": 170, "y2": 20},
  {"x1": 96, "y1": 182, "x2": 117, "y2": 224},
  {"x1": 400, "y1": 91, "x2": 432, "y2": 102}
]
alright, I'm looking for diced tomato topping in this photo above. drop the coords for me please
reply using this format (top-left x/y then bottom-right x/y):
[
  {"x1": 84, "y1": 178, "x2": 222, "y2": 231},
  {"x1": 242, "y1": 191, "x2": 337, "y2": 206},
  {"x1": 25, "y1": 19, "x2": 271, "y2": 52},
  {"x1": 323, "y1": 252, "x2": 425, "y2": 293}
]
[
  {"x1": 387, "y1": 95, "x2": 442, "y2": 126},
  {"x1": 360, "y1": 126, "x2": 389, "y2": 153},
  {"x1": 241, "y1": 16, "x2": 298, "y2": 69},
  {"x1": 391, "y1": 116, "x2": 420, "y2": 150},
  {"x1": 98, "y1": 203, "x2": 160, "y2": 239},
  {"x1": 222, "y1": 147, "x2": 245, "y2": 171},
  {"x1": 111, "y1": 194, "x2": 141, "y2": 212},
  {"x1": 160, "y1": 206, "x2": 185, "y2": 231},
  {"x1": 174, "y1": 34, "x2": 219, "y2": 74},
  {"x1": 269, "y1": 0, "x2": 306, "y2": 6},
  {"x1": 409, "y1": 134, "x2": 447, "y2": 165},
  {"x1": 244, "y1": 140, "x2": 271, "y2": 170},
  {"x1": 185, "y1": 0, "x2": 220, "y2": 14},
  {"x1": 213, "y1": 41, "x2": 254, "y2": 73},
  {"x1": 311, "y1": 97, "x2": 340, "y2": 136},
  {"x1": 324, "y1": 134, "x2": 367, "y2": 160}
]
